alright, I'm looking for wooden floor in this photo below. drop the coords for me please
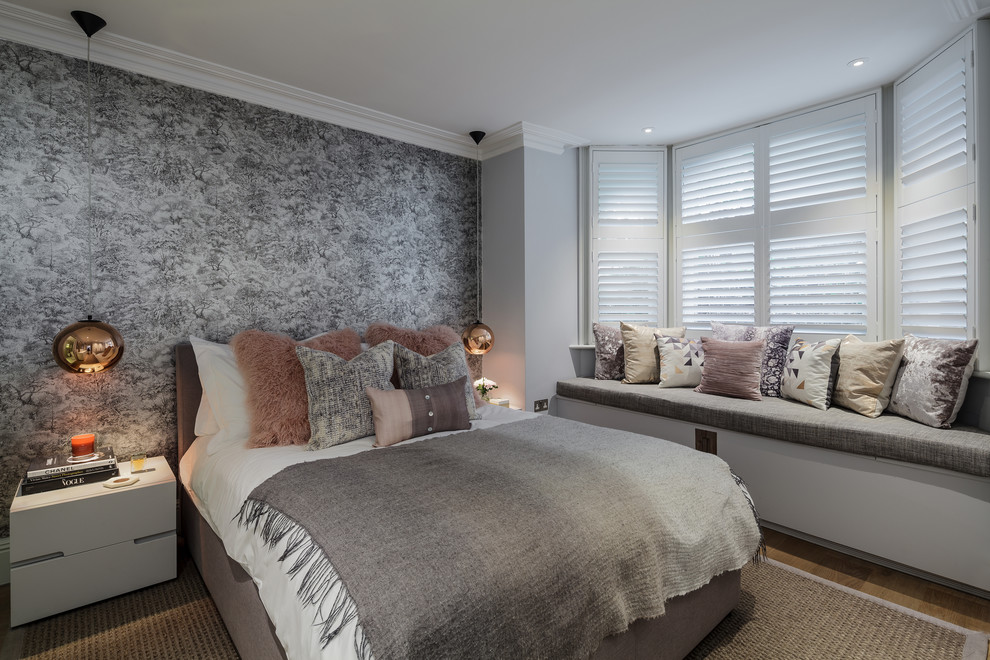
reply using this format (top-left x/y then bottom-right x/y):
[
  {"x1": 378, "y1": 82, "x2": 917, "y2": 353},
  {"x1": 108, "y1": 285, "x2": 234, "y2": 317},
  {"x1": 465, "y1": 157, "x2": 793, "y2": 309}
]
[
  {"x1": 765, "y1": 528, "x2": 990, "y2": 635},
  {"x1": 0, "y1": 530, "x2": 987, "y2": 654}
]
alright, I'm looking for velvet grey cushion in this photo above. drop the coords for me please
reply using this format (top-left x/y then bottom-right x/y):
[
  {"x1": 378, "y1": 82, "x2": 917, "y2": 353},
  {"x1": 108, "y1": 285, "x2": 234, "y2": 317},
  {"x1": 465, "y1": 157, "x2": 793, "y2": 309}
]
[
  {"x1": 888, "y1": 336, "x2": 979, "y2": 428},
  {"x1": 297, "y1": 341, "x2": 396, "y2": 450},
  {"x1": 711, "y1": 322, "x2": 794, "y2": 398},
  {"x1": 593, "y1": 323, "x2": 625, "y2": 380},
  {"x1": 394, "y1": 342, "x2": 478, "y2": 420},
  {"x1": 555, "y1": 377, "x2": 990, "y2": 478}
]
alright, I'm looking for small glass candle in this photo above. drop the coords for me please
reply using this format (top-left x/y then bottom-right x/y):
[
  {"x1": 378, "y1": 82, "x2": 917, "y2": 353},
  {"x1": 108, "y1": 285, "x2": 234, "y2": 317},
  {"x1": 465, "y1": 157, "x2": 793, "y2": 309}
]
[{"x1": 71, "y1": 433, "x2": 96, "y2": 457}]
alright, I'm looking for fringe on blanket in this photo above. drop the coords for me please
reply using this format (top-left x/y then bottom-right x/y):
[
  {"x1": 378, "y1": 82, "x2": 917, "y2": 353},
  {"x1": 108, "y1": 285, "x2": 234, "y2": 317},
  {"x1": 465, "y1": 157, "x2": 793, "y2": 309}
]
[
  {"x1": 235, "y1": 499, "x2": 374, "y2": 659},
  {"x1": 731, "y1": 470, "x2": 767, "y2": 562}
]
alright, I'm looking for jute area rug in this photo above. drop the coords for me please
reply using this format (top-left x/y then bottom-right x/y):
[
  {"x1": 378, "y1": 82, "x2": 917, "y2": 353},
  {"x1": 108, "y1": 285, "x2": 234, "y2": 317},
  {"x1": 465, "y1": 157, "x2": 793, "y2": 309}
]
[{"x1": 1, "y1": 558, "x2": 986, "y2": 659}]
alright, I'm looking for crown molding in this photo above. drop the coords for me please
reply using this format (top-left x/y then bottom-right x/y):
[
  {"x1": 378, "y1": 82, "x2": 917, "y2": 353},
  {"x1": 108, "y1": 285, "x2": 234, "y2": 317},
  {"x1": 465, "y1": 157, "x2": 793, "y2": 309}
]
[
  {"x1": 943, "y1": 0, "x2": 990, "y2": 20},
  {"x1": 0, "y1": 1, "x2": 482, "y2": 158},
  {"x1": 481, "y1": 122, "x2": 589, "y2": 160}
]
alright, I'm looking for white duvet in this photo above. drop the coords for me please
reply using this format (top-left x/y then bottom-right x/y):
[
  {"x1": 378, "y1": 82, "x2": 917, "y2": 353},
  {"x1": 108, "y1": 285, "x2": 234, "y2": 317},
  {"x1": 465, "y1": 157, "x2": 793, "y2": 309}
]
[{"x1": 179, "y1": 404, "x2": 538, "y2": 660}]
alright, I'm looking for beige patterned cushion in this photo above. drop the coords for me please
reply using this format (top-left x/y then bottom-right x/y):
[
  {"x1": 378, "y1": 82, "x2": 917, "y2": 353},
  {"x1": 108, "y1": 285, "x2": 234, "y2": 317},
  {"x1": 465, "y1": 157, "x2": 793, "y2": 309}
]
[
  {"x1": 366, "y1": 377, "x2": 471, "y2": 447},
  {"x1": 694, "y1": 337, "x2": 763, "y2": 401},
  {"x1": 832, "y1": 335, "x2": 904, "y2": 418},
  {"x1": 780, "y1": 338, "x2": 841, "y2": 410},
  {"x1": 888, "y1": 335, "x2": 978, "y2": 428},
  {"x1": 655, "y1": 335, "x2": 705, "y2": 388},
  {"x1": 620, "y1": 323, "x2": 686, "y2": 384},
  {"x1": 297, "y1": 341, "x2": 396, "y2": 449}
]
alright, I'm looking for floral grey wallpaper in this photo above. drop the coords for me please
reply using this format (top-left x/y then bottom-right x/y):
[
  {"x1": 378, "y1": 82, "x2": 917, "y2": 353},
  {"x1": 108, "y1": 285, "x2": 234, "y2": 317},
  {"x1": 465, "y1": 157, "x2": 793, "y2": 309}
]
[{"x1": 0, "y1": 41, "x2": 480, "y2": 537}]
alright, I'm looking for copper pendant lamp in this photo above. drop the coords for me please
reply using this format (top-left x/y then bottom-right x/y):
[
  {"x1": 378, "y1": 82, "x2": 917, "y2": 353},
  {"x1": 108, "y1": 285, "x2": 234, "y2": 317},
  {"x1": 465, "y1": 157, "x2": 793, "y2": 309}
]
[
  {"x1": 462, "y1": 130, "x2": 494, "y2": 356},
  {"x1": 52, "y1": 10, "x2": 125, "y2": 374}
]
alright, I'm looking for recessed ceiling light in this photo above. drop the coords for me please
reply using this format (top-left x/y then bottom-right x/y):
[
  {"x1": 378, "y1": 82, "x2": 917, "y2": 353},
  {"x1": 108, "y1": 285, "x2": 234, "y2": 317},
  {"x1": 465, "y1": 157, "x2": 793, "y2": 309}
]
[
  {"x1": 643, "y1": 127, "x2": 654, "y2": 134},
  {"x1": 848, "y1": 58, "x2": 868, "y2": 68}
]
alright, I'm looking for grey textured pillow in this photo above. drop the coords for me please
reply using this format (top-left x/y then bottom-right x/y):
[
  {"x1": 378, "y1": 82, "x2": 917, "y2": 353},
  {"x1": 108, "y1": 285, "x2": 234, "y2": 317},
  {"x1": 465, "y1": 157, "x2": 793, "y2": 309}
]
[
  {"x1": 694, "y1": 337, "x2": 764, "y2": 401},
  {"x1": 297, "y1": 341, "x2": 396, "y2": 450},
  {"x1": 592, "y1": 323, "x2": 625, "y2": 380},
  {"x1": 888, "y1": 335, "x2": 978, "y2": 428},
  {"x1": 711, "y1": 321, "x2": 794, "y2": 398},
  {"x1": 394, "y1": 342, "x2": 478, "y2": 420}
]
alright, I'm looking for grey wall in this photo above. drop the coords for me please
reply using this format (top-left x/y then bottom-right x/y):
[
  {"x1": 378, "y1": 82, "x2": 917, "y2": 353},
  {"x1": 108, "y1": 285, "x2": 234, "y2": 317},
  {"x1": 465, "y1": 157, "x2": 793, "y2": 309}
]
[
  {"x1": 481, "y1": 147, "x2": 578, "y2": 411},
  {"x1": 523, "y1": 148, "x2": 579, "y2": 412},
  {"x1": 0, "y1": 40, "x2": 479, "y2": 537},
  {"x1": 480, "y1": 149, "x2": 527, "y2": 407}
]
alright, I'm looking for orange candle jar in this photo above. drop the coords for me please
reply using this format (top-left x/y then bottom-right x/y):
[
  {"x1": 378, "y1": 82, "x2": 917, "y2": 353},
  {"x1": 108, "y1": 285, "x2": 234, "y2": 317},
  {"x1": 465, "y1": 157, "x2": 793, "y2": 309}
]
[{"x1": 71, "y1": 433, "x2": 96, "y2": 457}]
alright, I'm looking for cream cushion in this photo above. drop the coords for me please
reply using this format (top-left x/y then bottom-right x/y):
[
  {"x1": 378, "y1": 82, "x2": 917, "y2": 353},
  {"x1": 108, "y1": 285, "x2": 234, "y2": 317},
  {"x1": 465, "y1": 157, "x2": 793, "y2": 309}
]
[
  {"x1": 832, "y1": 335, "x2": 904, "y2": 418},
  {"x1": 620, "y1": 323, "x2": 686, "y2": 384}
]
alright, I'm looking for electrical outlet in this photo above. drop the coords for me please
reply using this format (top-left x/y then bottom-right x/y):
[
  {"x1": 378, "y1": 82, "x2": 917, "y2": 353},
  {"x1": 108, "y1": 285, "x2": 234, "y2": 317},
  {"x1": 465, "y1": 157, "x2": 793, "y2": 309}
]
[{"x1": 534, "y1": 399, "x2": 549, "y2": 412}]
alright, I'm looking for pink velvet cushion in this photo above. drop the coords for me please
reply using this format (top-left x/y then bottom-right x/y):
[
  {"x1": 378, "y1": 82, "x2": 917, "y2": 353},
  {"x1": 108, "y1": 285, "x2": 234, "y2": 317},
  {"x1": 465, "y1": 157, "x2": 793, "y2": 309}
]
[
  {"x1": 231, "y1": 328, "x2": 362, "y2": 448},
  {"x1": 694, "y1": 337, "x2": 764, "y2": 401},
  {"x1": 367, "y1": 376, "x2": 471, "y2": 448},
  {"x1": 364, "y1": 323, "x2": 461, "y2": 355}
]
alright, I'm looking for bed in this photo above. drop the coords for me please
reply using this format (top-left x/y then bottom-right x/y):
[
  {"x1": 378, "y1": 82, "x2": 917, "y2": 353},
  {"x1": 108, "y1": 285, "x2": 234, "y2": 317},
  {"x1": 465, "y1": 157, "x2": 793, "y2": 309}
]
[{"x1": 174, "y1": 342, "x2": 761, "y2": 660}]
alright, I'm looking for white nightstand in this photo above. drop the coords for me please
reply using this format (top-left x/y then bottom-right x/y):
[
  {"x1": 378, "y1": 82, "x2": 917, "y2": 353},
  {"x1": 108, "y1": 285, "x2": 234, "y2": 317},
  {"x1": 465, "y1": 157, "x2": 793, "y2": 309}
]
[{"x1": 9, "y1": 456, "x2": 177, "y2": 626}]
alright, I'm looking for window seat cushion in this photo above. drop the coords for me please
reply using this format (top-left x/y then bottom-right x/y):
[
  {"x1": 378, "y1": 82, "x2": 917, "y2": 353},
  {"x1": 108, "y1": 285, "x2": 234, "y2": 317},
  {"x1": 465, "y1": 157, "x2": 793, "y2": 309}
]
[{"x1": 556, "y1": 377, "x2": 990, "y2": 478}]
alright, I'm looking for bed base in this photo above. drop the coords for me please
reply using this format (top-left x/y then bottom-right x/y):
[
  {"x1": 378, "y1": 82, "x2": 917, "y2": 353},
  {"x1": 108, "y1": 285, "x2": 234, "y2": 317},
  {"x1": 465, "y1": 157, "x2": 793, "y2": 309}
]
[{"x1": 175, "y1": 343, "x2": 740, "y2": 659}]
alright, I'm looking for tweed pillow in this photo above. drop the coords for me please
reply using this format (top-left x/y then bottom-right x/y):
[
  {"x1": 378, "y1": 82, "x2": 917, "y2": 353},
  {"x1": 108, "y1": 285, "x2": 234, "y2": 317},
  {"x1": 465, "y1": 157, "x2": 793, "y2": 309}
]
[
  {"x1": 620, "y1": 322, "x2": 687, "y2": 384},
  {"x1": 366, "y1": 376, "x2": 471, "y2": 447},
  {"x1": 592, "y1": 323, "x2": 625, "y2": 380},
  {"x1": 654, "y1": 334, "x2": 705, "y2": 388},
  {"x1": 231, "y1": 328, "x2": 363, "y2": 448},
  {"x1": 711, "y1": 321, "x2": 794, "y2": 398},
  {"x1": 780, "y1": 338, "x2": 841, "y2": 410},
  {"x1": 832, "y1": 335, "x2": 904, "y2": 418},
  {"x1": 888, "y1": 336, "x2": 978, "y2": 428},
  {"x1": 297, "y1": 341, "x2": 396, "y2": 450},
  {"x1": 394, "y1": 342, "x2": 479, "y2": 420},
  {"x1": 694, "y1": 337, "x2": 764, "y2": 400}
]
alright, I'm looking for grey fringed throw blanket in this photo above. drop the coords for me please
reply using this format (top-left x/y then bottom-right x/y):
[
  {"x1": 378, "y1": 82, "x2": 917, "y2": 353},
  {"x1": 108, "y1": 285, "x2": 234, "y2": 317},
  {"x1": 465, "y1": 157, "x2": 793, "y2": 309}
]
[{"x1": 237, "y1": 416, "x2": 762, "y2": 660}]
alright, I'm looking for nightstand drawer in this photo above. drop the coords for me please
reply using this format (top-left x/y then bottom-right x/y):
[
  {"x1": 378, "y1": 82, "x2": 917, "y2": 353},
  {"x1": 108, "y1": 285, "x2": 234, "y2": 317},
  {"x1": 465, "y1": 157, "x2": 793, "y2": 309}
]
[
  {"x1": 11, "y1": 457, "x2": 176, "y2": 563},
  {"x1": 10, "y1": 531, "x2": 176, "y2": 626}
]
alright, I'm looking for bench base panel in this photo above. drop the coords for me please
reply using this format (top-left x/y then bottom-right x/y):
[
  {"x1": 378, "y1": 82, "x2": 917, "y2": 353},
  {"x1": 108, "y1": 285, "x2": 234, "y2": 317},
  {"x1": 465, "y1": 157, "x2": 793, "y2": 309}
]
[{"x1": 555, "y1": 395, "x2": 990, "y2": 597}]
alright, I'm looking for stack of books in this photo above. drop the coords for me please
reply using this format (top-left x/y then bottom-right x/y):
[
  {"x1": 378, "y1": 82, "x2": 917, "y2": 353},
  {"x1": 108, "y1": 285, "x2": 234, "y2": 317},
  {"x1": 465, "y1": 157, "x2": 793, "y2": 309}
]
[{"x1": 21, "y1": 447, "x2": 119, "y2": 495}]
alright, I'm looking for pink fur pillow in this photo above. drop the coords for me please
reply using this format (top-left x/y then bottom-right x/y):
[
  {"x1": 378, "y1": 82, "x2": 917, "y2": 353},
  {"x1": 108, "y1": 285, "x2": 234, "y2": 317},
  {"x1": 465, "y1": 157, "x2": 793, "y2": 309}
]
[
  {"x1": 364, "y1": 323, "x2": 482, "y2": 406},
  {"x1": 364, "y1": 323, "x2": 461, "y2": 355},
  {"x1": 230, "y1": 328, "x2": 362, "y2": 448}
]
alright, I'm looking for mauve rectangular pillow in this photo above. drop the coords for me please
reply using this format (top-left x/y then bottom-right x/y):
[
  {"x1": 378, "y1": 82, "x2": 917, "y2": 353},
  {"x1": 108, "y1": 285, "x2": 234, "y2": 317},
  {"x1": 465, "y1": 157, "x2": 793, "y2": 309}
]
[
  {"x1": 694, "y1": 337, "x2": 764, "y2": 401},
  {"x1": 367, "y1": 376, "x2": 471, "y2": 447}
]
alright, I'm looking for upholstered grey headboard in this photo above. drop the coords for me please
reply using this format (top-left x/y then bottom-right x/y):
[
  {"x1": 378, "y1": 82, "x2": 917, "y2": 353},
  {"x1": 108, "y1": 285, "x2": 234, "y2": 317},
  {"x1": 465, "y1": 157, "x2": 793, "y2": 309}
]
[{"x1": 175, "y1": 343, "x2": 201, "y2": 462}]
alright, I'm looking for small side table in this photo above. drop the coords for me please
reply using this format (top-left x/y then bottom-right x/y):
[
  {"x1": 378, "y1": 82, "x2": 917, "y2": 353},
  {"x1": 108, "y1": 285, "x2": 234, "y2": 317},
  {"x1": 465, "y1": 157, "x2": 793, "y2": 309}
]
[{"x1": 9, "y1": 456, "x2": 177, "y2": 626}]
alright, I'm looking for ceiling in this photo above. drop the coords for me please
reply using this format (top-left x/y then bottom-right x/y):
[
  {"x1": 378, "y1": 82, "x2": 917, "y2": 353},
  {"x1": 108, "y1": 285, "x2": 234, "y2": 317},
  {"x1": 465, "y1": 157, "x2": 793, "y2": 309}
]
[{"x1": 1, "y1": 0, "x2": 986, "y2": 151}]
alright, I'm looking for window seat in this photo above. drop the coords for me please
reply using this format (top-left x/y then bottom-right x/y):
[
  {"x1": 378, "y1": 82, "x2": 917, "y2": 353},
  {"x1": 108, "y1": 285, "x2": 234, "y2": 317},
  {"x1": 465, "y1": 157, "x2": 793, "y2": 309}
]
[
  {"x1": 554, "y1": 376, "x2": 990, "y2": 596},
  {"x1": 555, "y1": 378, "x2": 990, "y2": 478}
]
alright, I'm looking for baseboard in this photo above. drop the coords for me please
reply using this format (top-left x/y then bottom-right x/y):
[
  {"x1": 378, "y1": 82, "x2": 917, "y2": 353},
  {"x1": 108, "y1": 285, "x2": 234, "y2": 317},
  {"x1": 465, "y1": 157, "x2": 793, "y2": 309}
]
[
  {"x1": 764, "y1": 521, "x2": 990, "y2": 600},
  {"x1": 0, "y1": 537, "x2": 8, "y2": 585}
]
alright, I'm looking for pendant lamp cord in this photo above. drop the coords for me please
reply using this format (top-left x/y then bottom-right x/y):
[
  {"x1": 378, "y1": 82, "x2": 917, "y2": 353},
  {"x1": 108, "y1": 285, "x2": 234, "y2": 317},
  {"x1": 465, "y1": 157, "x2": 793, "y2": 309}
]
[
  {"x1": 475, "y1": 150, "x2": 481, "y2": 322},
  {"x1": 85, "y1": 35, "x2": 94, "y2": 318}
]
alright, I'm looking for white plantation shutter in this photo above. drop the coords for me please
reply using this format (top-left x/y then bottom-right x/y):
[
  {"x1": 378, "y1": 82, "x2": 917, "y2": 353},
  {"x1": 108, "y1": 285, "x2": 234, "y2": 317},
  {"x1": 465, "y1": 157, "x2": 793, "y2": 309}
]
[
  {"x1": 894, "y1": 31, "x2": 976, "y2": 346},
  {"x1": 680, "y1": 240, "x2": 756, "y2": 330},
  {"x1": 768, "y1": 114, "x2": 868, "y2": 213},
  {"x1": 768, "y1": 229, "x2": 869, "y2": 334},
  {"x1": 590, "y1": 149, "x2": 665, "y2": 326},
  {"x1": 674, "y1": 95, "x2": 878, "y2": 336},
  {"x1": 595, "y1": 249, "x2": 661, "y2": 325},
  {"x1": 681, "y1": 143, "x2": 755, "y2": 225}
]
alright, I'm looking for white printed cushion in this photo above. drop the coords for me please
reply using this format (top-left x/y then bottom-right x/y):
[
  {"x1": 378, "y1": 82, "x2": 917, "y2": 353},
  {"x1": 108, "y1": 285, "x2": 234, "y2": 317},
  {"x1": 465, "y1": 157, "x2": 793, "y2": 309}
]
[
  {"x1": 780, "y1": 338, "x2": 841, "y2": 410},
  {"x1": 654, "y1": 335, "x2": 705, "y2": 388}
]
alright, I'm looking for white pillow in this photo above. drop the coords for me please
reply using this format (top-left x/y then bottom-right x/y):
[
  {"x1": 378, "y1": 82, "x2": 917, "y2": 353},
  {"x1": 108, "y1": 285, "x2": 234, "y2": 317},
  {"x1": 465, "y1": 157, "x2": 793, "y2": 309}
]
[
  {"x1": 194, "y1": 394, "x2": 220, "y2": 437},
  {"x1": 189, "y1": 336, "x2": 250, "y2": 455},
  {"x1": 780, "y1": 338, "x2": 841, "y2": 410},
  {"x1": 655, "y1": 335, "x2": 705, "y2": 388}
]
